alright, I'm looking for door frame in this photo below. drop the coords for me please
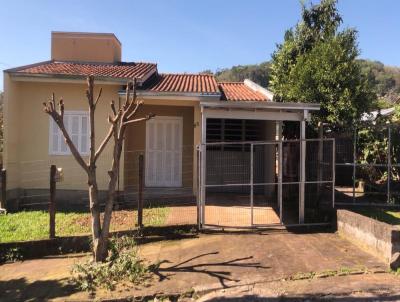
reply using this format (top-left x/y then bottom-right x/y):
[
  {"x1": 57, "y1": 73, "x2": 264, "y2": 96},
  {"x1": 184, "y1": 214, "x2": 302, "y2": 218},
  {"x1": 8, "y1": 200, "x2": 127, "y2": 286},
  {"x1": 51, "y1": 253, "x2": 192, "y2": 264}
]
[{"x1": 145, "y1": 115, "x2": 183, "y2": 187}]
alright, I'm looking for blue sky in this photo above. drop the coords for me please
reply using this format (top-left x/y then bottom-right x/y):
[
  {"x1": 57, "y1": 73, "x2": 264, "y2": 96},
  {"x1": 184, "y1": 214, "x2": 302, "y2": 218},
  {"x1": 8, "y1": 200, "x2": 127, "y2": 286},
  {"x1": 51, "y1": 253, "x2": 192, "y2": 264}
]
[{"x1": 1, "y1": 0, "x2": 400, "y2": 90}]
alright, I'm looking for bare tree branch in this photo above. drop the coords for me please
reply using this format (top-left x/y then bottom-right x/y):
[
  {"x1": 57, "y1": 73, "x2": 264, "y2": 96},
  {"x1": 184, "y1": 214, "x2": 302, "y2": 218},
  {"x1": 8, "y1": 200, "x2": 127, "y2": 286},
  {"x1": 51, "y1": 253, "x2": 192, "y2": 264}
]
[
  {"x1": 94, "y1": 124, "x2": 113, "y2": 162},
  {"x1": 43, "y1": 100, "x2": 89, "y2": 173},
  {"x1": 123, "y1": 114, "x2": 155, "y2": 126},
  {"x1": 125, "y1": 78, "x2": 138, "y2": 116},
  {"x1": 59, "y1": 99, "x2": 64, "y2": 120},
  {"x1": 94, "y1": 87, "x2": 103, "y2": 107},
  {"x1": 126, "y1": 99, "x2": 143, "y2": 120},
  {"x1": 110, "y1": 100, "x2": 117, "y2": 116},
  {"x1": 87, "y1": 76, "x2": 96, "y2": 169}
]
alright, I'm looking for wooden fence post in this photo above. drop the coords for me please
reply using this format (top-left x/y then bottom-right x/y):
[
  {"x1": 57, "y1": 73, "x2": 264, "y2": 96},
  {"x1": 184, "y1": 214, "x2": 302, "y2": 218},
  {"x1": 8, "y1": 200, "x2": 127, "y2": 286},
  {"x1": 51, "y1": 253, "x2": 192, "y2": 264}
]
[
  {"x1": 0, "y1": 169, "x2": 6, "y2": 210},
  {"x1": 49, "y1": 165, "x2": 56, "y2": 239},
  {"x1": 137, "y1": 154, "x2": 144, "y2": 229}
]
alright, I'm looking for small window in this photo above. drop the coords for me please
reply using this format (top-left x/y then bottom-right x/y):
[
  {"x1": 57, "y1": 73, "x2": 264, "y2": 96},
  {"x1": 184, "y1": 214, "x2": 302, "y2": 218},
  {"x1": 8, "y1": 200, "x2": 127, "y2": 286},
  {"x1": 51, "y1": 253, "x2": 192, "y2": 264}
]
[{"x1": 49, "y1": 111, "x2": 89, "y2": 155}]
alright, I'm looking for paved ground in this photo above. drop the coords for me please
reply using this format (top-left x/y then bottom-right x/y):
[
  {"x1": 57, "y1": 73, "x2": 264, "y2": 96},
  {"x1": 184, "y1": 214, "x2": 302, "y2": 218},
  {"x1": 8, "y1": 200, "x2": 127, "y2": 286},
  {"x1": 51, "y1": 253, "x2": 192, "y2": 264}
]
[
  {"x1": 0, "y1": 231, "x2": 397, "y2": 301},
  {"x1": 198, "y1": 273, "x2": 400, "y2": 301},
  {"x1": 166, "y1": 205, "x2": 280, "y2": 226}
]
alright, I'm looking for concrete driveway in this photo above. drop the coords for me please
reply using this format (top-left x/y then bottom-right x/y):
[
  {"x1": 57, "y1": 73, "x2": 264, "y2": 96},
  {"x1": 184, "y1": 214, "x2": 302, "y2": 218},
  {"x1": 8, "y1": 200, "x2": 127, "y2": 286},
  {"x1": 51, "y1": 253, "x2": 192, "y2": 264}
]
[
  {"x1": 0, "y1": 230, "x2": 393, "y2": 301},
  {"x1": 139, "y1": 231, "x2": 386, "y2": 294}
]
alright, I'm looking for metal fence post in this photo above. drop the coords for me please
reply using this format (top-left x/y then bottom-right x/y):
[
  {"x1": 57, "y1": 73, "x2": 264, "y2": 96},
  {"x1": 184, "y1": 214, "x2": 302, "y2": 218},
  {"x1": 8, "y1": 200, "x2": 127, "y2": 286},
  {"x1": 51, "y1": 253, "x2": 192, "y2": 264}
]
[
  {"x1": 332, "y1": 139, "x2": 336, "y2": 209},
  {"x1": 278, "y1": 141, "x2": 283, "y2": 223},
  {"x1": 317, "y1": 122, "x2": 324, "y2": 201},
  {"x1": 0, "y1": 169, "x2": 6, "y2": 210},
  {"x1": 137, "y1": 154, "x2": 144, "y2": 229},
  {"x1": 250, "y1": 143, "x2": 254, "y2": 227},
  {"x1": 352, "y1": 128, "x2": 357, "y2": 202},
  {"x1": 387, "y1": 126, "x2": 391, "y2": 204},
  {"x1": 49, "y1": 165, "x2": 56, "y2": 239},
  {"x1": 196, "y1": 146, "x2": 201, "y2": 229}
]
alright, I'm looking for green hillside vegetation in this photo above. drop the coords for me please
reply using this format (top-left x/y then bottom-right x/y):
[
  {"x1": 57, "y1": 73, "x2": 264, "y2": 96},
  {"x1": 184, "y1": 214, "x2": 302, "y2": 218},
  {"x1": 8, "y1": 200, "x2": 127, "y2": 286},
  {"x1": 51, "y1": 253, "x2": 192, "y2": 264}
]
[
  {"x1": 212, "y1": 59, "x2": 400, "y2": 108},
  {"x1": 214, "y1": 62, "x2": 271, "y2": 88}
]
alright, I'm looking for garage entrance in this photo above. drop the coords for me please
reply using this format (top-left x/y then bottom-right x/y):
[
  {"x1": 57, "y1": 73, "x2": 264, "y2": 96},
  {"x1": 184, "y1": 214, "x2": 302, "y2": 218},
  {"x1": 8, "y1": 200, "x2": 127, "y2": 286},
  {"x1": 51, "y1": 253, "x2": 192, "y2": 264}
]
[
  {"x1": 197, "y1": 101, "x2": 334, "y2": 229},
  {"x1": 198, "y1": 138, "x2": 335, "y2": 229}
]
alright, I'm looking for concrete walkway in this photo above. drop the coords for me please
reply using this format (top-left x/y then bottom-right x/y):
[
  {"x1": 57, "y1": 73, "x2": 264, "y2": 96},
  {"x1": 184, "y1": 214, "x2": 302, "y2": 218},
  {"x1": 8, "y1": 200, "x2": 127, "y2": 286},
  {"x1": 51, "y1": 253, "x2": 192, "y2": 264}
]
[{"x1": 0, "y1": 231, "x2": 395, "y2": 301}]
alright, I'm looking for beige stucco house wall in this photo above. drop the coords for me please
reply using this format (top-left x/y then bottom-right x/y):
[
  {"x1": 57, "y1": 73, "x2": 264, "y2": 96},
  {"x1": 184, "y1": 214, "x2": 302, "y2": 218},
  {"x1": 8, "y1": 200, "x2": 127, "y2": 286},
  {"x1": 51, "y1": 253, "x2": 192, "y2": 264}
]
[
  {"x1": 3, "y1": 74, "x2": 203, "y2": 204},
  {"x1": 51, "y1": 31, "x2": 121, "y2": 63},
  {"x1": 3, "y1": 77, "x2": 121, "y2": 193}
]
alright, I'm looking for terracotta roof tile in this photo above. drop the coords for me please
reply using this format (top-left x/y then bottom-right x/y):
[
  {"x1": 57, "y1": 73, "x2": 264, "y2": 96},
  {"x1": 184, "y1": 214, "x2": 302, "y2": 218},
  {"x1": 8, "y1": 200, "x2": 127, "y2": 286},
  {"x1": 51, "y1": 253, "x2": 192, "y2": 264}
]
[
  {"x1": 10, "y1": 60, "x2": 156, "y2": 81},
  {"x1": 219, "y1": 82, "x2": 270, "y2": 101},
  {"x1": 142, "y1": 73, "x2": 219, "y2": 94}
]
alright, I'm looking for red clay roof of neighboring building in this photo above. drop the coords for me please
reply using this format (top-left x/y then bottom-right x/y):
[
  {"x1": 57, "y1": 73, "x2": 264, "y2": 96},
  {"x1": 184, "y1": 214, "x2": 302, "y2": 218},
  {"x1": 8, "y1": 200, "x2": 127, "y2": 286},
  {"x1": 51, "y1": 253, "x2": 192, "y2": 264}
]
[
  {"x1": 142, "y1": 73, "x2": 220, "y2": 94},
  {"x1": 219, "y1": 82, "x2": 270, "y2": 101},
  {"x1": 10, "y1": 60, "x2": 156, "y2": 81}
]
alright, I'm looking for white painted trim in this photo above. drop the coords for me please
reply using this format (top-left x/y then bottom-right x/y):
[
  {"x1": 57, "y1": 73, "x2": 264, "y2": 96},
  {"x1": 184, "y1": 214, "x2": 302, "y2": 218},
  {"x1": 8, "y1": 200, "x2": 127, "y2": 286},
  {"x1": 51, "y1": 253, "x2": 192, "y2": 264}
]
[
  {"x1": 202, "y1": 108, "x2": 304, "y2": 121},
  {"x1": 10, "y1": 74, "x2": 127, "y2": 85},
  {"x1": 201, "y1": 101, "x2": 320, "y2": 111}
]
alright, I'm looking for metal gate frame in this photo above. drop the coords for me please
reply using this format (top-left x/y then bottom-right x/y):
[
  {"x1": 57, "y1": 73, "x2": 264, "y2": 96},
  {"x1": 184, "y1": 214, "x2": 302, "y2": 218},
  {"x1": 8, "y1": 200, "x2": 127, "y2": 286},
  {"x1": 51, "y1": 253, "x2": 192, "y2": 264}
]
[{"x1": 197, "y1": 138, "x2": 335, "y2": 229}]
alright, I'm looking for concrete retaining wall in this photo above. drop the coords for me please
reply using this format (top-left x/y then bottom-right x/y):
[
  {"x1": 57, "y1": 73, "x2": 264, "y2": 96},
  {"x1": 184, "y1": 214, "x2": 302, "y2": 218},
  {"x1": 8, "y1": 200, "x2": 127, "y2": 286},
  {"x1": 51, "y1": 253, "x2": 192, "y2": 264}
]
[{"x1": 337, "y1": 209, "x2": 400, "y2": 264}]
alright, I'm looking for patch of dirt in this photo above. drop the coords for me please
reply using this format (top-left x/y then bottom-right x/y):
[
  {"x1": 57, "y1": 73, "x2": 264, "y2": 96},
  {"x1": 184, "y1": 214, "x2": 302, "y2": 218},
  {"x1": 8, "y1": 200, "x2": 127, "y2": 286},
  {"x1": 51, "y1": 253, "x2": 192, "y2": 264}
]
[{"x1": 72, "y1": 210, "x2": 137, "y2": 230}]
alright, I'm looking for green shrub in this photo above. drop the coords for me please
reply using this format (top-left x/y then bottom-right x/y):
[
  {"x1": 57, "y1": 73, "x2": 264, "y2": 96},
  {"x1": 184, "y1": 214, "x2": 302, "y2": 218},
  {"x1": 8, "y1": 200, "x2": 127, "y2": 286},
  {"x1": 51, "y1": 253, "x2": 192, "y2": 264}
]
[
  {"x1": 71, "y1": 236, "x2": 149, "y2": 291},
  {"x1": 0, "y1": 247, "x2": 23, "y2": 264}
]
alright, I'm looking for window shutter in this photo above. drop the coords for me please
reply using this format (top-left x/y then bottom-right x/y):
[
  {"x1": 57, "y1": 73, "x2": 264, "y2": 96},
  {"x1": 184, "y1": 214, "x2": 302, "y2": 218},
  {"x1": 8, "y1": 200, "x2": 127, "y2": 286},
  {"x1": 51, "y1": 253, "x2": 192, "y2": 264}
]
[
  {"x1": 50, "y1": 118, "x2": 60, "y2": 154},
  {"x1": 49, "y1": 111, "x2": 89, "y2": 155}
]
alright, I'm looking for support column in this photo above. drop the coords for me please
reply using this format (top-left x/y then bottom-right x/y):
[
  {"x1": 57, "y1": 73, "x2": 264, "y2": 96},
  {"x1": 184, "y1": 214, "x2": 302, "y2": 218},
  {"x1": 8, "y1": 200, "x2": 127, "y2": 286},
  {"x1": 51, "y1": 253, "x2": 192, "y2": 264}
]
[
  {"x1": 299, "y1": 118, "x2": 306, "y2": 224},
  {"x1": 200, "y1": 109, "x2": 207, "y2": 227},
  {"x1": 276, "y1": 121, "x2": 283, "y2": 222}
]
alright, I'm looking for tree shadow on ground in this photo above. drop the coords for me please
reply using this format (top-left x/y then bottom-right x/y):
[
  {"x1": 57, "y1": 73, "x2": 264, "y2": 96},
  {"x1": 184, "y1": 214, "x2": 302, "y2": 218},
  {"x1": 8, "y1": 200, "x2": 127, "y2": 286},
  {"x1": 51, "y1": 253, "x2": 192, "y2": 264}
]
[
  {"x1": 149, "y1": 252, "x2": 270, "y2": 288},
  {"x1": 0, "y1": 277, "x2": 79, "y2": 302}
]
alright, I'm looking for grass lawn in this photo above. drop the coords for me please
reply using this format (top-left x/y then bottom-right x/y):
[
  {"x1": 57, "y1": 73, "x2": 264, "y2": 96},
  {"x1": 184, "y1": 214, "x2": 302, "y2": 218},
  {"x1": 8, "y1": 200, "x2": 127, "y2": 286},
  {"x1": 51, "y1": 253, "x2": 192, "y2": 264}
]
[
  {"x1": 355, "y1": 208, "x2": 400, "y2": 225},
  {"x1": 0, "y1": 207, "x2": 169, "y2": 243}
]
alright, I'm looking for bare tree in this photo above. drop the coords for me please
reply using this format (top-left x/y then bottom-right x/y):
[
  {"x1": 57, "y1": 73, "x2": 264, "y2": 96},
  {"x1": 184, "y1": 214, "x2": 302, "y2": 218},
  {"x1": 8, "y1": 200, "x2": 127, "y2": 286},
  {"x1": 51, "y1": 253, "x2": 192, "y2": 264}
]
[{"x1": 43, "y1": 76, "x2": 154, "y2": 261}]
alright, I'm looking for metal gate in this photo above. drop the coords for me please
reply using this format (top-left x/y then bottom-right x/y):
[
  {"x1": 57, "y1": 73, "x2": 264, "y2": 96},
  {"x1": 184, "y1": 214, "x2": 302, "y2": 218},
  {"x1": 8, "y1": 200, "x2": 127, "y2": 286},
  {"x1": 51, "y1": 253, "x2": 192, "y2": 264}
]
[{"x1": 197, "y1": 139, "x2": 335, "y2": 229}]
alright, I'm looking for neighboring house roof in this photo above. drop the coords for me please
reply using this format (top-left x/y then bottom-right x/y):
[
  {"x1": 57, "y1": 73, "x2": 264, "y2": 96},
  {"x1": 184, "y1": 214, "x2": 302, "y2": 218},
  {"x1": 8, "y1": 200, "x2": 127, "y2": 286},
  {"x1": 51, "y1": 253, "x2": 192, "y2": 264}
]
[
  {"x1": 361, "y1": 107, "x2": 396, "y2": 122},
  {"x1": 141, "y1": 73, "x2": 220, "y2": 94},
  {"x1": 6, "y1": 60, "x2": 156, "y2": 82},
  {"x1": 219, "y1": 81, "x2": 272, "y2": 102}
]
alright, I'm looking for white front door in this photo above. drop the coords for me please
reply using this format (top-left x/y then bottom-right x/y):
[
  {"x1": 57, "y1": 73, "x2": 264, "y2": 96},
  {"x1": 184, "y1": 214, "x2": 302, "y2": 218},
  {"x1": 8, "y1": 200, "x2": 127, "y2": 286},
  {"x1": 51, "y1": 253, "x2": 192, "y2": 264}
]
[{"x1": 145, "y1": 116, "x2": 183, "y2": 187}]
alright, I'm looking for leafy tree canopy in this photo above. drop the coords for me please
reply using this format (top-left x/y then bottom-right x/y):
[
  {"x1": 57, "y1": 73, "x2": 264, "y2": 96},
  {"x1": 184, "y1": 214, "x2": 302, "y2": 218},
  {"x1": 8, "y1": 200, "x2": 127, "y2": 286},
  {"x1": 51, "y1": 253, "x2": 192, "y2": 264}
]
[{"x1": 269, "y1": 0, "x2": 376, "y2": 128}]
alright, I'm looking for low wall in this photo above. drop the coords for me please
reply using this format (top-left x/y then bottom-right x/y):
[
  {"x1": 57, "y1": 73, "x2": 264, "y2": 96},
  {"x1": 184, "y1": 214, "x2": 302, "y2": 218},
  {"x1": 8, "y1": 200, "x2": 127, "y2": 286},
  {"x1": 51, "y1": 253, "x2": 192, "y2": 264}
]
[{"x1": 337, "y1": 209, "x2": 400, "y2": 264}]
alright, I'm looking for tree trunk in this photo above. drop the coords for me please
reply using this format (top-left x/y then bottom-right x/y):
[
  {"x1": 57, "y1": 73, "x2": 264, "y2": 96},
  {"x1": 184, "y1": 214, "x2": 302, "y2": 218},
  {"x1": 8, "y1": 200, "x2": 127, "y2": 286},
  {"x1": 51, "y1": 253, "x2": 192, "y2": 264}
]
[
  {"x1": 99, "y1": 142, "x2": 123, "y2": 258},
  {"x1": 88, "y1": 172, "x2": 104, "y2": 262}
]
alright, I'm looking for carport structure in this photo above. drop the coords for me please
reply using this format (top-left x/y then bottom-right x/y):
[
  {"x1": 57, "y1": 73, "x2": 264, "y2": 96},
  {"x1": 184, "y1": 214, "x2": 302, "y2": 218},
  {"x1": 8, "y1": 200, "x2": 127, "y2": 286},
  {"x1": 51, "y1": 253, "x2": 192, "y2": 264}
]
[{"x1": 198, "y1": 100, "x2": 335, "y2": 229}]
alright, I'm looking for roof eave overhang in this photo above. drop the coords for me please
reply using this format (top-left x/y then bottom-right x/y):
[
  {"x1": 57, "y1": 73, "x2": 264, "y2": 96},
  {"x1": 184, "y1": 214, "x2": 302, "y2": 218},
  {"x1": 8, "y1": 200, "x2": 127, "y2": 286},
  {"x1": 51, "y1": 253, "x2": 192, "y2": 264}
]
[
  {"x1": 120, "y1": 90, "x2": 222, "y2": 101},
  {"x1": 6, "y1": 65, "x2": 158, "y2": 85},
  {"x1": 200, "y1": 100, "x2": 320, "y2": 111}
]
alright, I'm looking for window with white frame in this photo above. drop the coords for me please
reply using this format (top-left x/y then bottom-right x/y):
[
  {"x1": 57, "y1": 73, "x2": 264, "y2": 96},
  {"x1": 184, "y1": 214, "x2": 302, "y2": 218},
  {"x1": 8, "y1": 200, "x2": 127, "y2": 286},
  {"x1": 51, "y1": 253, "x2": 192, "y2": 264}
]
[{"x1": 49, "y1": 111, "x2": 89, "y2": 155}]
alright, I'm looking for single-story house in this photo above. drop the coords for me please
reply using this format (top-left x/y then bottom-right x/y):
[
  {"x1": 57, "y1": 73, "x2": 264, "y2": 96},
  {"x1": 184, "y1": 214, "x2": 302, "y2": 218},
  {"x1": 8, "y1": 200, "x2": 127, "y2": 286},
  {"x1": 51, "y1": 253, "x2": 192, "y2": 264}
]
[{"x1": 3, "y1": 32, "x2": 323, "y2": 225}]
